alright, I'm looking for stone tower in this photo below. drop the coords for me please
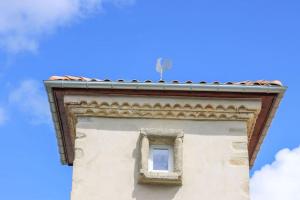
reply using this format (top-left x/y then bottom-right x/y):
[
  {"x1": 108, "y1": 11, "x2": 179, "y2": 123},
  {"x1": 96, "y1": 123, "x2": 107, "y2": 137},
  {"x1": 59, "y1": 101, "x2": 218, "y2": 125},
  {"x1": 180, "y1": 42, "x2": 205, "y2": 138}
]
[{"x1": 45, "y1": 76, "x2": 285, "y2": 200}]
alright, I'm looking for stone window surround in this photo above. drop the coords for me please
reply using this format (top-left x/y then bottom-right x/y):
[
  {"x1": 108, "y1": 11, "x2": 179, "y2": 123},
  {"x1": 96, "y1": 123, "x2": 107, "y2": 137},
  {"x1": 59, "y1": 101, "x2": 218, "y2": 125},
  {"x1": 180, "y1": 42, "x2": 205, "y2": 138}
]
[{"x1": 139, "y1": 128, "x2": 184, "y2": 185}]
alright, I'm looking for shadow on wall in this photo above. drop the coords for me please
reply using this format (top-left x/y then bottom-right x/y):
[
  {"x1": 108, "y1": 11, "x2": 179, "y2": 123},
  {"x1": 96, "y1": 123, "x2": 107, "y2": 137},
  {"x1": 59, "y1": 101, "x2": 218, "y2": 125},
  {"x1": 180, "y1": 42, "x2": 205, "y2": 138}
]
[
  {"x1": 131, "y1": 138, "x2": 180, "y2": 200},
  {"x1": 78, "y1": 117, "x2": 245, "y2": 137}
]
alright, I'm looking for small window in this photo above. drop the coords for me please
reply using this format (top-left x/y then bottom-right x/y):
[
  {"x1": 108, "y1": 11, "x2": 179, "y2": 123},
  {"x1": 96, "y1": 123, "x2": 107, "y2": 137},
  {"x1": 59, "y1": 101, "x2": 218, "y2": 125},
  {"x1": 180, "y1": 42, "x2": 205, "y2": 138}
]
[
  {"x1": 149, "y1": 145, "x2": 173, "y2": 172},
  {"x1": 139, "y1": 128, "x2": 183, "y2": 185}
]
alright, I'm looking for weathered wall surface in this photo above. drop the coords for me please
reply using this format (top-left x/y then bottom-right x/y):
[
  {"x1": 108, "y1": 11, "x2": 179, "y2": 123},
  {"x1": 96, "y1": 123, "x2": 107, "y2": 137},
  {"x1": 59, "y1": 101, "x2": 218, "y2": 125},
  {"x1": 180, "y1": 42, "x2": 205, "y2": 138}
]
[{"x1": 71, "y1": 117, "x2": 250, "y2": 200}]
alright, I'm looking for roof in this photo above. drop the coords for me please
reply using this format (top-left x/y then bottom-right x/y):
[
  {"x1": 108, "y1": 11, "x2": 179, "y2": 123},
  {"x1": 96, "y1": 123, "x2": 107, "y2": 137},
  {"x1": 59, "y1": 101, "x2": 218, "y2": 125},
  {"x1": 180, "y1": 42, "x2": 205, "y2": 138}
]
[
  {"x1": 49, "y1": 75, "x2": 283, "y2": 86},
  {"x1": 45, "y1": 75, "x2": 286, "y2": 167}
]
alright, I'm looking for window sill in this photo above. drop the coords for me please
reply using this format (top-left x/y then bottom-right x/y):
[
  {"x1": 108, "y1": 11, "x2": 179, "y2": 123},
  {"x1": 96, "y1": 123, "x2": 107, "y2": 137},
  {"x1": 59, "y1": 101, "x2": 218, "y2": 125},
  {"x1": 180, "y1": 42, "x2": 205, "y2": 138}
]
[{"x1": 139, "y1": 170, "x2": 182, "y2": 185}]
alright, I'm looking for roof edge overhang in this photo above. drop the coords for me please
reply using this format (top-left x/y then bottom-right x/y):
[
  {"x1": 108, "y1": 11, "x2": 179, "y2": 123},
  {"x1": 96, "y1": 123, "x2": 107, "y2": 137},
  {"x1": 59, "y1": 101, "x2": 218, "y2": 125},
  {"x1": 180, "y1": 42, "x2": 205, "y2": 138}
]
[
  {"x1": 44, "y1": 80, "x2": 286, "y2": 168},
  {"x1": 44, "y1": 80, "x2": 285, "y2": 93}
]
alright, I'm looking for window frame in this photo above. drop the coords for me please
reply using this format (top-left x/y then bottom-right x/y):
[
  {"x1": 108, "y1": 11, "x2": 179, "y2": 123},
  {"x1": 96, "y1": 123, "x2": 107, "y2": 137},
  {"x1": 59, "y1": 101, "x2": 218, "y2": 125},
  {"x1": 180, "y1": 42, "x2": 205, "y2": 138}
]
[{"x1": 138, "y1": 128, "x2": 184, "y2": 185}]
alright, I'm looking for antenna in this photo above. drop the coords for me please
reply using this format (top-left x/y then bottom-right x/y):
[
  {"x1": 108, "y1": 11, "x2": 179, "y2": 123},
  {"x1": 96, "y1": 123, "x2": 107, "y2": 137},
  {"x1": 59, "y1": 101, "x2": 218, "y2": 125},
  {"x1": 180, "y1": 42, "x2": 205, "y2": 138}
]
[{"x1": 156, "y1": 58, "x2": 172, "y2": 80}]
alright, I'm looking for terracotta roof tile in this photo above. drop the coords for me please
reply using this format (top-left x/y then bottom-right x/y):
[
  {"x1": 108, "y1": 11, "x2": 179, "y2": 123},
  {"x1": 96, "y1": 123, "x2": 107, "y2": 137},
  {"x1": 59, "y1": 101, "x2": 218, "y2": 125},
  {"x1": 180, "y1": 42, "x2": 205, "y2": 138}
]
[{"x1": 48, "y1": 75, "x2": 283, "y2": 87}]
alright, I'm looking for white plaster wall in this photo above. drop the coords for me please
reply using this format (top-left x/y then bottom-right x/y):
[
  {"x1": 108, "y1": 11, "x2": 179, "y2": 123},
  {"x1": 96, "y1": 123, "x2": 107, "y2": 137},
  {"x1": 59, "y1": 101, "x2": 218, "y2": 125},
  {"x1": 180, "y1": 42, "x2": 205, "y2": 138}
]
[{"x1": 71, "y1": 117, "x2": 249, "y2": 200}]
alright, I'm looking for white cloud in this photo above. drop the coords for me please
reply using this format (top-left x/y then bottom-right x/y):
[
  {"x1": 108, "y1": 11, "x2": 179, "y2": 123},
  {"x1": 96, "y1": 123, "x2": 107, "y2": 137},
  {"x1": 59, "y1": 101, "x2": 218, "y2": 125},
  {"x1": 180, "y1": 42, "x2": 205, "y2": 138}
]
[
  {"x1": 250, "y1": 146, "x2": 300, "y2": 200},
  {"x1": 9, "y1": 80, "x2": 50, "y2": 124},
  {"x1": 0, "y1": 107, "x2": 7, "y2": 125},
  {"x1": 0, "y1": 0, "x2": 134, "y2": 53}
]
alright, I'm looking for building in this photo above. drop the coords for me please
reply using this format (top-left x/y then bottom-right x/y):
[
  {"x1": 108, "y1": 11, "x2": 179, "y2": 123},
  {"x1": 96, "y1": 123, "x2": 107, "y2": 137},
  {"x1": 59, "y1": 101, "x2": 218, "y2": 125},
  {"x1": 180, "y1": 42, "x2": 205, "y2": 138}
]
[{"x1": 45, "y1": 76, "x2": 286, "y2": 200}]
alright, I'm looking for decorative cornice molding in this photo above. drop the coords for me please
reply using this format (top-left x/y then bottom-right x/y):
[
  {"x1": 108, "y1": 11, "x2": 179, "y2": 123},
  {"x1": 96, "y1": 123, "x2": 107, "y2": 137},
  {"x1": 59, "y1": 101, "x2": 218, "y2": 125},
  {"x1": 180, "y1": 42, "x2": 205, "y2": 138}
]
[
  {"x1": 66, "y1": 100, "x2": 259, "y2": 119},
  {"x1": 64, "y1": 100, "x2": 261, "y2": 141}
]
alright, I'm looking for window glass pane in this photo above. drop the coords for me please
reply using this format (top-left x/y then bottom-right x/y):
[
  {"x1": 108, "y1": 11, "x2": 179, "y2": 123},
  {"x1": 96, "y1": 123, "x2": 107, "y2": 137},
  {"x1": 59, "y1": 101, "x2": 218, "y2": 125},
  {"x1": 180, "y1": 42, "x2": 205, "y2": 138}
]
[{"x1": 153, "y1": 148, "x2": 169, "y2": 171}]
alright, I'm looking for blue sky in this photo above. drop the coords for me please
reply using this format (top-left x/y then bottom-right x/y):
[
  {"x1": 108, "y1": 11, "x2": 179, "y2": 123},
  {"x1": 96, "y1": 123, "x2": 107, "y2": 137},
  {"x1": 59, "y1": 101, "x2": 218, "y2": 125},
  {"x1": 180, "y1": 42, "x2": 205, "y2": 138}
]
[{"x1": 0, "y1": 0, "x2": 299, "y2": 199}]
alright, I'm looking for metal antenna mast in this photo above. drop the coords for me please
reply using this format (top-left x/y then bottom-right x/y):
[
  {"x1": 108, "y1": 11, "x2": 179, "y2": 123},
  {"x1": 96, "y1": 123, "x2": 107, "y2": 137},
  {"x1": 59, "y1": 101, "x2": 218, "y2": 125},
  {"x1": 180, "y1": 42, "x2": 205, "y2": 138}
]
[{"x1": 156, "y1": 58, "x2": 172, "y2": 81}]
